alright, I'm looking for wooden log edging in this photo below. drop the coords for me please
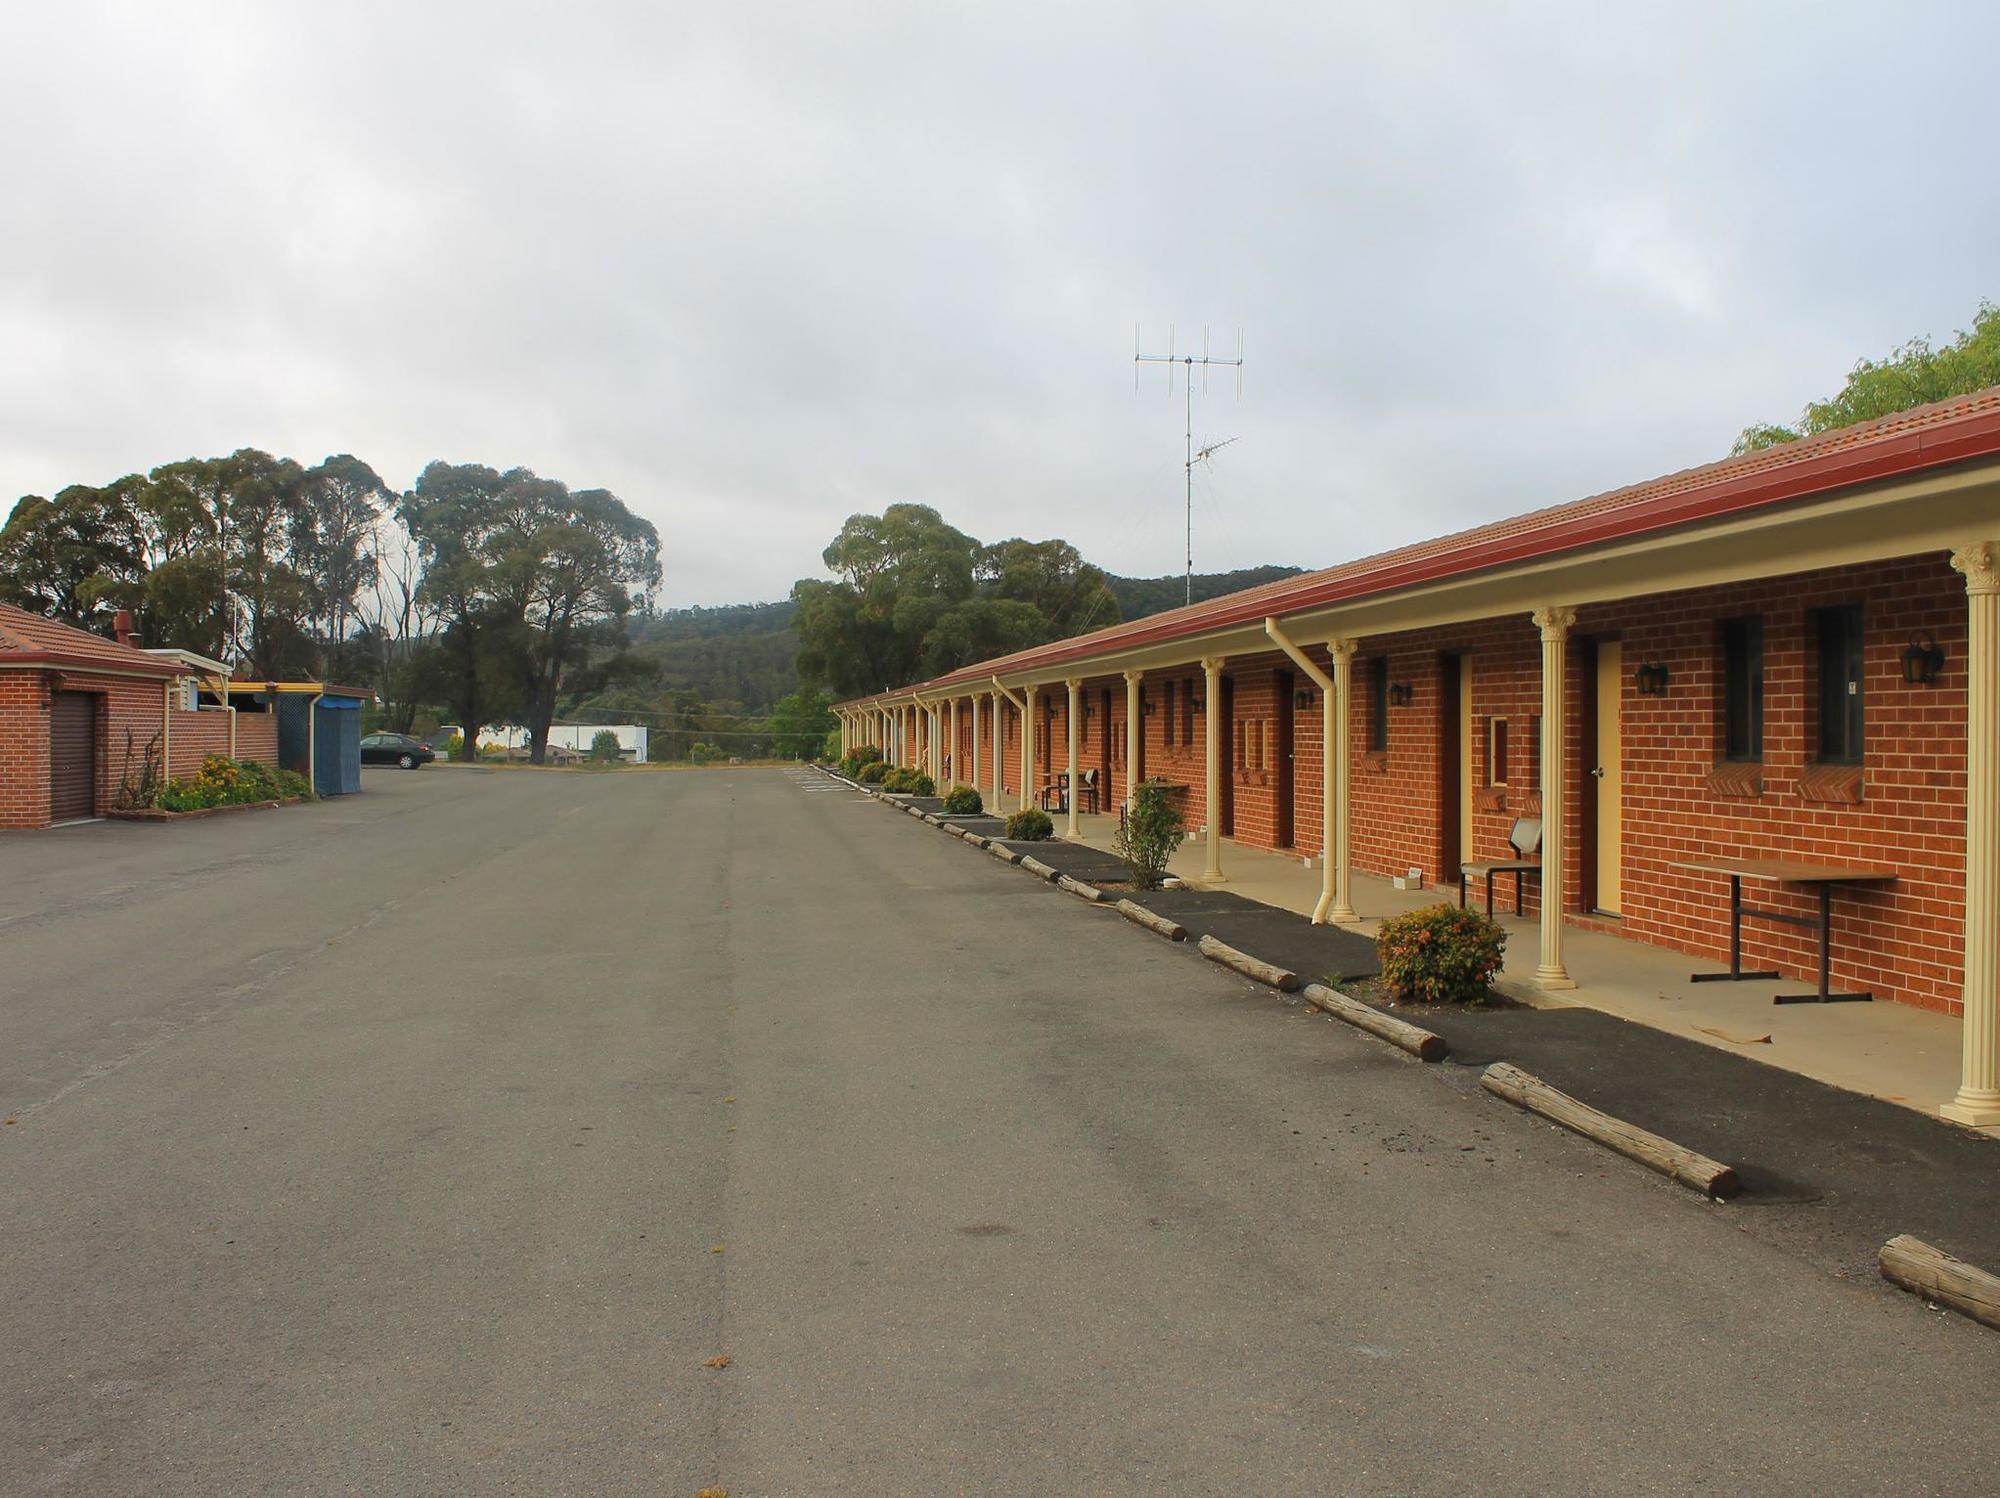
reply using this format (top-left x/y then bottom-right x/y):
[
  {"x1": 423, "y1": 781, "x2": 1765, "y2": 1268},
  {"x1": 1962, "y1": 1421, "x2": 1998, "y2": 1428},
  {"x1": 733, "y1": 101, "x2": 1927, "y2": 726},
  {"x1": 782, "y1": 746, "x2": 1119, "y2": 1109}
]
[
  {"x1": 1479, "y1": 1061, "x2": 1741, "y2": 1200},
  {"x1": 1298, "y1": 983, "x2": 1448, "y2": 1062},
  {"x1": 1115, "y1": 900, "x2": 1187, "y2": 941},
  {"x1": 1017, "y1": 855, "x2": 1061, "y2": 882},
  {"x1": 1197, "y1": 934, "x2": 1301, "y2": 992},
  {"x1": 1056, "y1": 874, "x2": 1106, "y2": 903},
  {"x1": 1880, "y1": 1234, "x2": 2000, "y2": 1330},
  {"x1": 987, "y1": 842, "x2": 1020, "y2": 865},
  {"x1": 963, "y1": 832, "x2": 990, "y2": 848}
]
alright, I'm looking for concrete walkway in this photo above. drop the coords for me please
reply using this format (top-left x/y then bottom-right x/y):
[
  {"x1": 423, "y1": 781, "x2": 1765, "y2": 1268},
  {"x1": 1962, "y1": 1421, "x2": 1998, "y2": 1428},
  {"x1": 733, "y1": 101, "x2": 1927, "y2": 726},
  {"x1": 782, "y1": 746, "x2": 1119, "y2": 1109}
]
[{"x1": 1065, "y1": 812, "x2": 1974, "y2": 1127}]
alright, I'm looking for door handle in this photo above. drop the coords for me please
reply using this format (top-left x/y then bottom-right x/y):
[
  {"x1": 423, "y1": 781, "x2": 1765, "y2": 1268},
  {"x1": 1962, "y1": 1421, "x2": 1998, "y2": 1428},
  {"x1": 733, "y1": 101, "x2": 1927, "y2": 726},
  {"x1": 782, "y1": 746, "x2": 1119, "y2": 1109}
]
[{"x1": 1590, "y1": 766, "x2": 1606, "y2": 779}]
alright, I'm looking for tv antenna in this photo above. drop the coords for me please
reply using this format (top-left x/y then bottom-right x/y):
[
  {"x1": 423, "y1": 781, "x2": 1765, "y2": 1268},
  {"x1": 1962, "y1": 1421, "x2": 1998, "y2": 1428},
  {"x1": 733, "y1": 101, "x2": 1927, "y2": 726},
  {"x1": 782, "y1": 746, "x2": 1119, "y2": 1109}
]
[{"x1": 1135, "y1": 326, "x2": 1244, "y2": 604}]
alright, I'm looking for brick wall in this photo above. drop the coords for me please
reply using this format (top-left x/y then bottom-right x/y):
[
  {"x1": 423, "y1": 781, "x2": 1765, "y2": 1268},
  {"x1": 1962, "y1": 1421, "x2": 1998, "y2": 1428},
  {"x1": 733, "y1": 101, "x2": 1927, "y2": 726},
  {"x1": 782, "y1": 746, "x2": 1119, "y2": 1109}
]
[
  {"x1": 167, "y1": 707, "x2": 232, "y2": 778},
  {"x1": 0, "y1": 671, "x2": 50, "y2": 828},
  {"x1": 235, "y1": 712, "x2": 278, "y2": 766}
]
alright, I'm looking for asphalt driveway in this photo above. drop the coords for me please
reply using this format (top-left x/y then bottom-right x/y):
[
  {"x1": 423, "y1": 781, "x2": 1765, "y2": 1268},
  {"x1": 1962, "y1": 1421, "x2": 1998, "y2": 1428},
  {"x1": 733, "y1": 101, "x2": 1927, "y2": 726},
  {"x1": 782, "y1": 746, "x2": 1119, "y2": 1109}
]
[{"x1": 2, "y1": 766, "x2": 1996, "y2": 1495}]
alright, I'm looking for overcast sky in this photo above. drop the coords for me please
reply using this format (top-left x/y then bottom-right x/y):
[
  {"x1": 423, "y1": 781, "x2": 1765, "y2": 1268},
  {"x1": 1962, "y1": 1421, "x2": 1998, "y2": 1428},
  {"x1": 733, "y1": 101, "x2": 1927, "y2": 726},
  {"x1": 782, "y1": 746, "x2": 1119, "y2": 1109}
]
[{"x1": 4, "y1": 2, "x2": 1995, "y2": 607}]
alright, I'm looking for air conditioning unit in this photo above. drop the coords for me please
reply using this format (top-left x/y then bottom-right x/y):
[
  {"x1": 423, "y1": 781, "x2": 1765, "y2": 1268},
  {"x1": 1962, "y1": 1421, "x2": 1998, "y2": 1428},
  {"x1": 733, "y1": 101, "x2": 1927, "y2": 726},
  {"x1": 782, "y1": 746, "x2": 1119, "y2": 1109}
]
[{"x1": 1391, "y1": 866, "x2": 1426, "y2": 892}]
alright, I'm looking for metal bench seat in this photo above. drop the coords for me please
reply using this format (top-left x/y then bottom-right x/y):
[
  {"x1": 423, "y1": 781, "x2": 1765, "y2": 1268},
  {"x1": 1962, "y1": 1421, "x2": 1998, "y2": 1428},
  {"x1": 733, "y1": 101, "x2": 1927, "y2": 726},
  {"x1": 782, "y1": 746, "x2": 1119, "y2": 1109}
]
[{"x1": 1459, "y1": 817, "x2": 1543, "y2": 917}]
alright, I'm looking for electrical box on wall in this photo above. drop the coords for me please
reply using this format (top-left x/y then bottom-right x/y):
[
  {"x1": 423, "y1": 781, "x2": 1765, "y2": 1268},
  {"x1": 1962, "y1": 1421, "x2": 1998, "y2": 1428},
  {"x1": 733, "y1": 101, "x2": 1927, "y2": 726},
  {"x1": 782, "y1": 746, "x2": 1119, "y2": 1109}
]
[{"x1": 1391, "y1": 867, "x2": 1426, "y2": 892}]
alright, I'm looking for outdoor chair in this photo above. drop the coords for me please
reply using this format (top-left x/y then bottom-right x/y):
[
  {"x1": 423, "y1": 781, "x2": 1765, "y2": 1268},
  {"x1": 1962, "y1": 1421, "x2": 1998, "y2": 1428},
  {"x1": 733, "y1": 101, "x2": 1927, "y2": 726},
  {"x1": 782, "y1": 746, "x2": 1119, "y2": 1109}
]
[
  {"x1": 1459, "y1": 816, "x2": 1543, "y2": 917},
  {"x1": 1075, "y1": 768, "x2": 1100, "y2": 813},
  {"x1": 1038, "y1": 773, "x2": 1068, "y2": 812}
]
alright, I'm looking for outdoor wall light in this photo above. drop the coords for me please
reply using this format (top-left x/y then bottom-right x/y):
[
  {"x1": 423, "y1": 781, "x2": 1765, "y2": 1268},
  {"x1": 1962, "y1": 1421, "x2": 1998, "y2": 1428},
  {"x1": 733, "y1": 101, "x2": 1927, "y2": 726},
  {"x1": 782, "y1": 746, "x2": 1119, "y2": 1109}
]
[
  {"x1": 1634, "y1": 662, "x2": 1671, "y2": 696},
  {"x1": 1142, "y1": 696, "x2": 1156, "y2": 716},
  {"x1": 1387, "y1": 682, "x2": 1414, "y2": 707},
  {"x1": 1902, "y1": 631, "x2": 1946, "y2": 686},
  {"x1": 1294, "y1": 688, "x2": 1316, "y2": 711}
]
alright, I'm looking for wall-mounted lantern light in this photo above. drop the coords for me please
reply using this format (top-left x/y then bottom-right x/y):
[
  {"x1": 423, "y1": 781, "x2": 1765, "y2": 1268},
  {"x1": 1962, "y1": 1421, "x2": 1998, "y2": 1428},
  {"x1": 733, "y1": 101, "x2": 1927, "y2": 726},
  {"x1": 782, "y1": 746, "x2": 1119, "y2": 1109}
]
[
  {"x1": 1902, "y1": 631, "x2": 1946, "y2": 686},
  {"x1": 1141, "y1": 693, "x2": 1156, "y2": 716},
  {"x1": 1294, "y1": 688, "x2": 1316, "y2": 711},
  {"x1": 1387, "y1": 682, "x2": 1414, "y2": 707},
  {"x1": 1634, "y1": 662, "x2": 1671, "y2": 696}
]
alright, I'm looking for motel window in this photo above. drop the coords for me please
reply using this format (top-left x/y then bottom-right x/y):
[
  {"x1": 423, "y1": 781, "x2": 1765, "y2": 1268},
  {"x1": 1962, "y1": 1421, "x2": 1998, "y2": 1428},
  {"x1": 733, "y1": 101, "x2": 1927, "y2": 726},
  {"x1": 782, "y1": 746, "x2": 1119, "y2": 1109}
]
[
  {"x1": 1163, "y1": 680, "x2": 1176, "y2": 746},
  {"x1": 1814, "y1": 604, "x2": 1865, "y2": 765},
  {"x1": 1488, "y1": 717, "x2": 1509, "y2": 786},
  {"x1": 1182, "y1": 678, "x2": 1196, "y2": 747},
  {"x1": 1721, "y1": 616, "x2": 1764, "y2": 762},
  {"x1": 1367, "y1": 657, "x2": 1389, "y2": 753}
]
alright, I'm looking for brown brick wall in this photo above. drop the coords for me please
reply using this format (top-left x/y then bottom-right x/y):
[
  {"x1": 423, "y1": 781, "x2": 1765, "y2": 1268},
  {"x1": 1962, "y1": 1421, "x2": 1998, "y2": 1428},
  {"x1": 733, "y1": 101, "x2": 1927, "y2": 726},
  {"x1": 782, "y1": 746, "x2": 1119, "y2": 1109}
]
[
  {"x1": 0, "y1": 669, "x2": 170, "y2": 828},
  {"x1": 167, "y1": 708, "x2": 232, "y2": 778}
]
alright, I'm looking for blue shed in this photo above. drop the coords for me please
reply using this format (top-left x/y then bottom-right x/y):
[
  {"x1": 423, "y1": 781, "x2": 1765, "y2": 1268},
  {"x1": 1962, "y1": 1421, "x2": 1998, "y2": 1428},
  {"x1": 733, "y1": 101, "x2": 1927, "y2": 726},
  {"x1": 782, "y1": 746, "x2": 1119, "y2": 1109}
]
[{"x1": 227, "y1": 682, "x2": 370, "y2": 797}]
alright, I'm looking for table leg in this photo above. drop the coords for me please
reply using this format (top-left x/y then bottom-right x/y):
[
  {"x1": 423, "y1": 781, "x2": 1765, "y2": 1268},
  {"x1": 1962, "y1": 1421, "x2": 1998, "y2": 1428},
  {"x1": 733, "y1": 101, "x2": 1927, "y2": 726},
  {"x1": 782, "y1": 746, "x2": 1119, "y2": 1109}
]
[
  {"x1": 1775, "y1": 883, "x2": 1874, "y2": 1003},
  {"x1": 1690, "y1": 875, "x2": 1782, "y2": 984}
]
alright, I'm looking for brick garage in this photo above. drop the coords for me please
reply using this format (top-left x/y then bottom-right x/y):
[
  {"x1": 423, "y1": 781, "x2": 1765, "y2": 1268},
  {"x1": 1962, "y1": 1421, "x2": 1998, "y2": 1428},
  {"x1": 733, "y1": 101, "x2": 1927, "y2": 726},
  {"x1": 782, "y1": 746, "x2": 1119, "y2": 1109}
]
[{"x1": 0, "y1": 604, "x2": 183, "y2": 829}]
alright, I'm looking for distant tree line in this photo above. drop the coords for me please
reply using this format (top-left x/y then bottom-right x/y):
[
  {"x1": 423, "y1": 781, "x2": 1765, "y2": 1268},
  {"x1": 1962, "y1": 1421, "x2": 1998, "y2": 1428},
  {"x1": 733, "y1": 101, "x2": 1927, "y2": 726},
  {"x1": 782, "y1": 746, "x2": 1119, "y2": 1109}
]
[{"x1": 0, "y1": 451, "x2": 661, "y2": 765}]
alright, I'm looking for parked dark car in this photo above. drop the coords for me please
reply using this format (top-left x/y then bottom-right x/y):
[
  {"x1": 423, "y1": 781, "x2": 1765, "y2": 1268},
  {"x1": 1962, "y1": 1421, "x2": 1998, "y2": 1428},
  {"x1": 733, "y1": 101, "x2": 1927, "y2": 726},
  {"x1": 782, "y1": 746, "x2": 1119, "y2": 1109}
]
[{"x1": 360, "y1": 732, "x2": 435, "y2": 768}]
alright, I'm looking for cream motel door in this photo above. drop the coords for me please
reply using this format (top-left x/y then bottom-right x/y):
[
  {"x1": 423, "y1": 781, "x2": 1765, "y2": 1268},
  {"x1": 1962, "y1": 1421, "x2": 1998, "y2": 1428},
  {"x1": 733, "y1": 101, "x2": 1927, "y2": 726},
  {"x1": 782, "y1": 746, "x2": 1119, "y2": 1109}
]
[{"x1": 1593, "y1": 642, "x2": 1623, "y2": 915}]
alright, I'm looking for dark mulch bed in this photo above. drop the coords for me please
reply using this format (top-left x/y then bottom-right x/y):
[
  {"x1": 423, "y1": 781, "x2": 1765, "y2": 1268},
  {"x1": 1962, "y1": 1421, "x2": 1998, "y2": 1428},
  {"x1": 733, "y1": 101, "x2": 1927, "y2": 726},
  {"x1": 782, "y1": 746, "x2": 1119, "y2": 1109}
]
[
  {"x1": 1123, "y1": 887, "x2": 1381, "y2": 981},
  {"x1": 996, "y1": 840, "x2": 1132, "y2": 882},
  {"x1": 944, "y1": 814, "x2": 1009, "y2": 835}
]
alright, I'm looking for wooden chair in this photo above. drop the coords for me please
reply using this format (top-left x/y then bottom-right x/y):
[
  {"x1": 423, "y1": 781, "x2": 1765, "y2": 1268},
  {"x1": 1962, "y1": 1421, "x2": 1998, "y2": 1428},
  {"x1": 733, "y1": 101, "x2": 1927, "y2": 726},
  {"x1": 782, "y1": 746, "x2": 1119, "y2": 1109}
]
[{"x1": 1459, "y1": 817, "x2": 1542, "y2": 917}]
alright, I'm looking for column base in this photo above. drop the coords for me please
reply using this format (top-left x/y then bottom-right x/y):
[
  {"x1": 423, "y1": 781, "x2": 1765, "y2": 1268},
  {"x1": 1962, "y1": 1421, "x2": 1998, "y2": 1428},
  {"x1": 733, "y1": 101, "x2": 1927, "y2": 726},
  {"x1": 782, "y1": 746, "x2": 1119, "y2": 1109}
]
[
  {"x1": 1942, "y1": 1092, "x2": 2000, "y2": 1128},
  {"x1": 1532, "y1": 967, "x2": 1577, "y2": 991}
]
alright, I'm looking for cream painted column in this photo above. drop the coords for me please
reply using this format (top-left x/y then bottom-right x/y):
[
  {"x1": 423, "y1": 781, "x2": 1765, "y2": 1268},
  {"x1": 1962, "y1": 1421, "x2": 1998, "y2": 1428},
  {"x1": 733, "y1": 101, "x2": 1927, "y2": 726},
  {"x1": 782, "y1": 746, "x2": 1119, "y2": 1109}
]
[
  {"x1": 993, "y1": 691, "x2": 1007, "y2": 807},
  {"x1": 948, "y1": 697, "x2": 960, "y2": 788},
  {"x1": 969, "y1": 693, "x2": 981, "y2": 793},
  {"x1": 1123, "y1": 670, "x2": 1143, "y2": 816},
  {"x1": 1946, "y1": 541, "x2": 2000, "y2": 1126},
  {"x1": 1065, "y1": 678, "x2": 1083, "y2": 839},
  {"x1": 1201, "y1": 656, "x2": 1227, "y2": 883},
  {"x1": 1532, "y1": 606, "x2": 1578, "y2": 989},
  {"x1": 1328, "y1": 639, "x2": 1359, "y2": 923}
]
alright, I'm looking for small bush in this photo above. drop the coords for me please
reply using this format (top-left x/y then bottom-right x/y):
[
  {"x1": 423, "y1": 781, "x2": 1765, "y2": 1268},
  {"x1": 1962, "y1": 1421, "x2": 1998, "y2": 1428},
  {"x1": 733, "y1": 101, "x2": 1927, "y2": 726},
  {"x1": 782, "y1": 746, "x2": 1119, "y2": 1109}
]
[
  {"x1": 906, "y1": 772, "x2": 935, "y2": 797},
  {"x1": 942, "y1": 784, "x2": 983, "y2": 815},
  {"x1": 881, "y1": 767, "x2": 912, "y2": 792},
  {"x1": 688, "y1": 741, "x2": 725, "y2": 766},
  {"x1": 589, "y1": 729, "x2": 622, "y2": 763},
  {"x1": 1114, "y1": 780, "x2": 1186, "y2": 889},
  {"x1": 157, "y1": 755, "x2": 313, "y2": 812},
  {"x1": 1375, "y1": 903, "x2": 1507, "y2": 1004},
  {"x1": 440, "y1": 733, "x2": 465, "y2": 759},
  {"x1": 1005, "y1": 806, "x2": 1054, "y2": 841},
  {"x1": 858, "y1": 761, "x2": 891, "y2": 784},
  {"x1": 839, "y1": 744, "x2": 883, "y2": 779}
]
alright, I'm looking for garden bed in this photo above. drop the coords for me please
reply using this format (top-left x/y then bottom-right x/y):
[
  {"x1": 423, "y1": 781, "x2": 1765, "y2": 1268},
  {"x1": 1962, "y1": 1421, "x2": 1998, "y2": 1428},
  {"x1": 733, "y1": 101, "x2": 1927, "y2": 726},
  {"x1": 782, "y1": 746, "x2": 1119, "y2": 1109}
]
[{"x1": 109, "y1": 796, "x2": 309, "y2": 822}]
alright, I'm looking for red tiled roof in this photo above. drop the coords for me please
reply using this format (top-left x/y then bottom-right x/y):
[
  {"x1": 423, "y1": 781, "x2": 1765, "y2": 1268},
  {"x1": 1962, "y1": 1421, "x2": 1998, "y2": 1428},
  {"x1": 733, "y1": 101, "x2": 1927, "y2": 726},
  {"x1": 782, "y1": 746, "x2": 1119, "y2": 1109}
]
[
  {"x1": 850, "y1": 384, "x2": 2000, "y2": 704},
  {"x1": 0, "y1": 604, "x2": 185, "y2": 677}
]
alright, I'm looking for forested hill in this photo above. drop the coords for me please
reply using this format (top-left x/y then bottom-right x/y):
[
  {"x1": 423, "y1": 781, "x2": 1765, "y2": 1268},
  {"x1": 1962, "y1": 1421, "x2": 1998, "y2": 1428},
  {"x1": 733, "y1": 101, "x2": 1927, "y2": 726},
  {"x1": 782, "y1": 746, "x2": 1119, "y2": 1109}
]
[
  {"x1": 1107, "y1": 565, "x2": 1306, "y2": 619},
  {"x1": 629, "y1": 567, "x2": 1304, "y2": 713}
]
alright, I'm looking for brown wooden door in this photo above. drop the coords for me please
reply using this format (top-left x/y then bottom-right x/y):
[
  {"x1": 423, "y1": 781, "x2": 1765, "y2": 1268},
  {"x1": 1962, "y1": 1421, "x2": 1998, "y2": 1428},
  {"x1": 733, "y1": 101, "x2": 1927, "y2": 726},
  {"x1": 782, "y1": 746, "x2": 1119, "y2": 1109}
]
[
  {"x1": 1219, "y1": 675, "x2": 1236, "y2": 838},
  {"x1": 1275, "y1": 671, "x2": 1295, "y2": 848},
  {"x1": 49, "y1": 691, "x2": 97, "y2": 822}
]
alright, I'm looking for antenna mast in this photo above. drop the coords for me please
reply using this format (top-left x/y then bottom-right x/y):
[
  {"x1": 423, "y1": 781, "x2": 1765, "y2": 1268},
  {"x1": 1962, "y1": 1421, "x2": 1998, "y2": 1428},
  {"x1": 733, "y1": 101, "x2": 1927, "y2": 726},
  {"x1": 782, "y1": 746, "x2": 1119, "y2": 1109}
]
[{"x1": 1135, "y1": 326, "x2": 1244, "y2": 605}]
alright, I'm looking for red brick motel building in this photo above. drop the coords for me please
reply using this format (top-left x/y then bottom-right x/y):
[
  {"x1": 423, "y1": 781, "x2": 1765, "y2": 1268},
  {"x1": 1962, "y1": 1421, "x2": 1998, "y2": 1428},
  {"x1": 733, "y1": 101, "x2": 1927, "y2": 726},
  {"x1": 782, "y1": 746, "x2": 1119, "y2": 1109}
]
[{"x1": 837, "y1": 390, "x2": 2000, "y2": 1127}]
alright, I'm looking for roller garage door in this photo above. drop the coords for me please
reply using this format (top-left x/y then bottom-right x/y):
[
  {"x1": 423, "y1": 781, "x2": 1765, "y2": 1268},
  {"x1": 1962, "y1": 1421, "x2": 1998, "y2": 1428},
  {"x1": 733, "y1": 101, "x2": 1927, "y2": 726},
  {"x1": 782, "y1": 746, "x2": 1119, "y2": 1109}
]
[{"x1": 49, "y1": 690, "x2": 98, "y2": 822}]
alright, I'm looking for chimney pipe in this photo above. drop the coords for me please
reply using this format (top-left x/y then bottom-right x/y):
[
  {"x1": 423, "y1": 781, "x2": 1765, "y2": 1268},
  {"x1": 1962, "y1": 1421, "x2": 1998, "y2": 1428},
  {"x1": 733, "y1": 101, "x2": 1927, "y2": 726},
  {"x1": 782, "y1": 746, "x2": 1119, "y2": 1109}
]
[{"x1": 113, "y1": 609, "x2": 140, "y2": 648}]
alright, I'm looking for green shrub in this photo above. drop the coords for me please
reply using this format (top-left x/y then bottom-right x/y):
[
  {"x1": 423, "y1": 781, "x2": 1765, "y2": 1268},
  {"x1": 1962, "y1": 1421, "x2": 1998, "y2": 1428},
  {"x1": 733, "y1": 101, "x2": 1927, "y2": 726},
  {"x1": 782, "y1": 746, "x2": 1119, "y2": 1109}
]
[
  {"x1": 839, "y1": 744, "x2": 883, "y2": 779},
  {"x1": 1375, "y1": 903, "x2": 1507, "y2": 1004},
  {"x1": 881, "y1": 767, "x2": 913, "y2": 792},
  {"x1": 822, "y1": 726, "x2": 843, "y2": 762},
  {"x1": 689, "y1": 741, "x2": 724, "y2": 766},
  {"x1": 1114, "y1": 780, "x2": 1186, "y2": 889},
  {"x1": 905, "y1": 772, "x2": 935, "y2": 797},
  {"x1": 858, "y1": 761, "x2": 891, "y2": 784},
  {"x1": 156, "y1": 756, "x2": 313, "y2": 812},
  {"x1": 589, "y1": 729, "x2": 622, "y2": 763},
  {"x1": 1005, "y1": 806, "x2": 1054, "y2": 841},
  {"x1": 440, "y1": 733, "x2": 465, "y2": 759},
  {"x1": 942, "y1": 784, "x2": 983, "y2": 815}
]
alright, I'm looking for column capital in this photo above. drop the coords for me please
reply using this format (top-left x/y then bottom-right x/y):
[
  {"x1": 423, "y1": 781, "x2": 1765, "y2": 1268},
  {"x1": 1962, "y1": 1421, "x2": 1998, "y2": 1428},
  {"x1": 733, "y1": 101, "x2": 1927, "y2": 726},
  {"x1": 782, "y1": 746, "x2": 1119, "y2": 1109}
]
[
  {"x1": 1123, "y1": 668, "x2": 1145, "y2": 685},
  {"x1": 1199, "y1": 655, "x2": 1227, "y2": 674},
  {"x1": 1065, "y1": 676, "x2": 1083, "y2": 691},
  {"x1": 1532, "y1": 605, "x2": 1579, "y2": 641},
  {"x1": 1953, "y1": 541, "x2": 2000, "y2": 596},
  {"x1": 1326, "y1": 637, "x2": 1360, "y2": 665}
]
